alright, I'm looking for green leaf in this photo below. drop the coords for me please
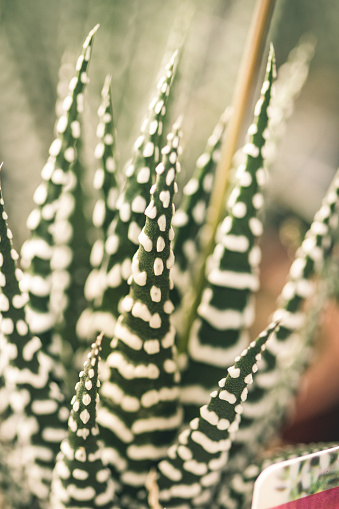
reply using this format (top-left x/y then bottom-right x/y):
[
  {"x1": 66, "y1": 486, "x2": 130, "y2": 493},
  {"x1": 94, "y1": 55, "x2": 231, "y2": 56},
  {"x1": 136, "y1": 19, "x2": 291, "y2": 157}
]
[
  {"x1": 156, "y1": 320, "x2": 278, "y2": 508},
  {"x1": 52, "y1": 152, "x2": 93, "y2": 395},
  {"x1": 97, "y1": 121, "x2": 182, "y2": 508},
  {"x1": 171, "y1": 107, "x2": 230, "y2": 333},
  {"x1": 92, "y1": 74, "x2": 119, "y2": 236},
  {"x1": 94, "y1": 51, "x2": 178, "y2": 341},
  {"x1": 0, "y1": 178, "x2": 68, "y2": 508},
  {"x1": 50, "y1": 334, "x2": 118, "y2": 508},
  {"x1": 76, "y1": 74, "x2": 120, "y2": 356},
  {"x1": 20, "y1": 25, "x2": 98, "y2": 374},
  {"x1": 223, "y1": 167, "x2": 339, "y2": 488},
  {"x1": 179, "y1": 48, "x2": 275, "y2": 423}
]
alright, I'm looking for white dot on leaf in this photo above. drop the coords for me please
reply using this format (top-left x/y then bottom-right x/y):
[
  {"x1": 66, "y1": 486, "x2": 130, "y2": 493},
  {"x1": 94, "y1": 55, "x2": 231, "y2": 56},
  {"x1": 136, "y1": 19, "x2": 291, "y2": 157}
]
[
  {"x1": 82, "y1": 394, "x2": 91, "y2": 406},
  {"x1": 80, "y1": 409, "x2": 90, "y2": 424}
]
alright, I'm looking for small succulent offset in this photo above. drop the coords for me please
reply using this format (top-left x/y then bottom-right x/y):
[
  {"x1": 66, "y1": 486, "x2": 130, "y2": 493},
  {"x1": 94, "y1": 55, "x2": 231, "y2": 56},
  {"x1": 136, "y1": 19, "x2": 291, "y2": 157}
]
[{"x1": 0, "y1": 23, "x2": 339, "y2": 509}]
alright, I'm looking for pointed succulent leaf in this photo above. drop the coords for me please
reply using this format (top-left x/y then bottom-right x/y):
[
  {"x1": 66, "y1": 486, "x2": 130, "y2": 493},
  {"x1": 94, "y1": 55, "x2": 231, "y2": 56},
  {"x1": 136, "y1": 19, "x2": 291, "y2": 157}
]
[
  {"x1": 0, "y1": 180, "x2": 68, "y2": 507},
  {"x1": 172, "y1": 107, "x2": 230, "y2": 290},
  {"x1": 51, "y1": 153, "x2": 93, "y2": 391},
  {"x1": 0, "y1": 331, "x2": 10, "y2": 432},
  {"x1": 248, "y1": 169, "x2": 339, "y2": 419},
  {"x1": 97, "y1": 122, "x2": 182, "y2": 508},
  {"x1": 51, "y1": 334, "x2": 117, "y2": 508},
  {"x1": 223, "y1": 168, "x2": 339, "y2": 486},
  {"x1": 156, "y1": 321, "x2": 278, "y2": 508},
  {"x1": 20, "y1": 25, "x2": 98, "y2": 365},
  {"x1": 170, "y1": 107, "x2": 230, "y2": 334},
  {"x1": 76, "y1": 75, "x2": 119, "y2": 347},
  {"x1": 0, "y1": 179, "x2": 33, "y2": 505},
  {"x1": 180, "y1": 47, "x2": 276, "y2": 423},
  {"x1": 0, "y1": 179, "x2": 26, "y2": 429},
  {"x1": 35, "y1": 27, "x2": 100, "y2": 392},
  {"x1": 92, "y1": 74, "x2": 119, "y2": 239},
  {"x1": 95, "y1": 51, "x2": 178, "y2": 337}
]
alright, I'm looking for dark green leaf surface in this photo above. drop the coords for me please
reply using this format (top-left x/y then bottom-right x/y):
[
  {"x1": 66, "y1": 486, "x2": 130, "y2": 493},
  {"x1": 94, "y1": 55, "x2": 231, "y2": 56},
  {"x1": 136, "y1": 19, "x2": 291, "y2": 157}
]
[
  {"x1": 217, "y1": 168, "x2": 339, "y2": 508},
  {"x1": 51, "y1": 334, "x2": 118, "y2": 508},
  {"x1": 156, "y1": 321, "x2": 278, "y2": 508},
  {"x1": 97, "y1": 122, "x2": 182, "y2": 508},
  {"x1": 180, "y1": 48, "x2": 276, "y2": 423},
  {"x1": 77, "y1": 75, "x2": 120, "y2": 358},
  {"x1": 0, "y1": 179, "x2": 68, "y2": 508},
  {"x1": 95, "y1": 51, "x2": 178, "y2": 342},
  {"x1": 171, "y1": 107, "x2": 230, "y2": 309},
  {"x1": 20, "y1": 25, "x2": 98, "y2": 371}
]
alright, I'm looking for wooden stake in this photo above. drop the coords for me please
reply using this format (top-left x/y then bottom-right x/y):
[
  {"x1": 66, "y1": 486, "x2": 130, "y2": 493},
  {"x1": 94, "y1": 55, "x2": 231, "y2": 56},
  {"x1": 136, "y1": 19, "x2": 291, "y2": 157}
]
[{"x1": 179, "y1": 0, "x2": 276, "y2": 353}]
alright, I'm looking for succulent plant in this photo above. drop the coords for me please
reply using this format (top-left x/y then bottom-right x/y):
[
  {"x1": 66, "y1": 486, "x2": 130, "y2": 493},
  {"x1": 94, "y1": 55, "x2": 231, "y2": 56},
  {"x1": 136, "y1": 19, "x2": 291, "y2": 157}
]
[{"x1": 0, "y1": 19, "x2": 338, "y2": 509}]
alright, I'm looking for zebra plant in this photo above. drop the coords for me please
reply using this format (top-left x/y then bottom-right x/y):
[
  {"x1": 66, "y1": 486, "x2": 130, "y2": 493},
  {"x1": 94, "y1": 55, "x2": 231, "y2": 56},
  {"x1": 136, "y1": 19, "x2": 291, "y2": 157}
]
[{"x1": 0, "y1": 18, "x2": 338, "y2": 509}]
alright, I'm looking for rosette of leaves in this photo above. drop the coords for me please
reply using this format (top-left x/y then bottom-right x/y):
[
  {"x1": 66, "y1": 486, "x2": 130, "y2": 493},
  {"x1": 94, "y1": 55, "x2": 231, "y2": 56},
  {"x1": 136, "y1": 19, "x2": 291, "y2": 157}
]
[{"x1": 1, "y1": 21, "x2": 339, "y2": 509}]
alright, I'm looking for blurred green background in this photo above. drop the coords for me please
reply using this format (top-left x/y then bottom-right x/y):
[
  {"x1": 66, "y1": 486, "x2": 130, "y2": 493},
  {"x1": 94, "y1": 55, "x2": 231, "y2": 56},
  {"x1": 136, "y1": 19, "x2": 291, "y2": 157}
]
[{"x1": 0, "y1": 0, "x2": 339, "y2": 244}]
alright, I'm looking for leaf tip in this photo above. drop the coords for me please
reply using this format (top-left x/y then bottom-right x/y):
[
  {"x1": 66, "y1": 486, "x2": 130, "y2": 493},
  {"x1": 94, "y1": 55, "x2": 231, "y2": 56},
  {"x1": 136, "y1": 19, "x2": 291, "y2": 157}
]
[
  {"x1": 84, "y1": 23, "x2": 100, "y2": 48},
  {"x1": 268, "y1": 42, "x2": 277, "y2": 78}
]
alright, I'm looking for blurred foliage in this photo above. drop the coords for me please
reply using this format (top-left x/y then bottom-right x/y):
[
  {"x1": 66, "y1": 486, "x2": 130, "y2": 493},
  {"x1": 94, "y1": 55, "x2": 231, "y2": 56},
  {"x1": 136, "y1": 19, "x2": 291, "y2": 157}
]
[{"x1": 1, "y1": 0, "x2": 339, "y2": 241}]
